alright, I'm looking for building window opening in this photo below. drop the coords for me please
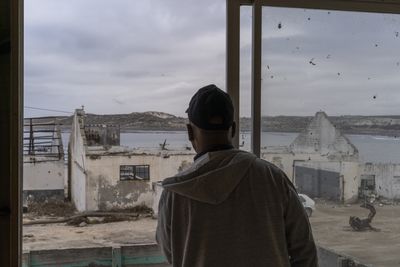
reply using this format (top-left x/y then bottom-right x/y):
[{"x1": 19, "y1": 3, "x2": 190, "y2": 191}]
[
  {"x1": 359, "y1": 175, "x2": 376, "y2": 199},
  {"x1": 120, "y1": 165, "x2": 150, "y2": 181}
]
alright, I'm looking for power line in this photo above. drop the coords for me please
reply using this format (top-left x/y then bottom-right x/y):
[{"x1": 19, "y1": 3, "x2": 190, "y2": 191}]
[{"x1": 24, "y1": 106, "x2": 72, "y2": 114}]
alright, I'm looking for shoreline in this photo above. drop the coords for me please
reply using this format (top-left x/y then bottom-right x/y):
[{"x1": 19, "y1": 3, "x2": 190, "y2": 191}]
[{"x1": 60, "y1": 128, "x2": 400, "y2": 138}]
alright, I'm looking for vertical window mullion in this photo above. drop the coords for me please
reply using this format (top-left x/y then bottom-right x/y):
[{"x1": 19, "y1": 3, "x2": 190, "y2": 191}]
[
  {"x1": 226, "y1": 0, "x2": 241, "y2": 148},
  {"x1": 251, "y1": 0, "x2": 262, "y2": 157}
]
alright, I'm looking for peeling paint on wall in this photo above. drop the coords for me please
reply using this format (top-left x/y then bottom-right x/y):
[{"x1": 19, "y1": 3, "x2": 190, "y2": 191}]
[
  {"x1": 98, "y1": 175, "x2": 152, "y2": 210},
  {"x1": 360, "y1": 163, "x2": 400, "y2": 199}
]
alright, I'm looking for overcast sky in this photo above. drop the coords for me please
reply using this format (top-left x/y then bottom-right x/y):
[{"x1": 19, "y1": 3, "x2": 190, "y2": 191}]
[{"x1": 24, "y1": 1, "x2": 400, "y2": 118}]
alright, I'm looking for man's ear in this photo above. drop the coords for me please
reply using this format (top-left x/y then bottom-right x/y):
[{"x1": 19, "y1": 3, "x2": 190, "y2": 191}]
[
  {"x1": 231, "y1": 121, "x2": 236, "y2": 138},
  {"x1": 187, "y1": 124, "x2": 194, "y2": 141}
]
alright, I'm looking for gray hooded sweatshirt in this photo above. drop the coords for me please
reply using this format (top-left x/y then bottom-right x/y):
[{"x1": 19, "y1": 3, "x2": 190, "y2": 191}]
[{"x1": 156, "y1": 149, "x2": 317, "y2": 267}]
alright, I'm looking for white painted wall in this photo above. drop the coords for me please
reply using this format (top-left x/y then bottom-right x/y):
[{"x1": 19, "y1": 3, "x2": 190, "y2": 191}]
[
  {"x1": 341, "y1": 161, "x2": 360, "y2": 202},
  {"x1": 262, "y1": 150, "x2": 400, "y2": 201},
  {"x1": 294, "y1": 160, "x2": 359, "y2": 202},
  {"x1": 69, "y1": 112, "x2": 87, "y2": 211},
  {"x1": 152, "y1": 182, "x2": 163, "y2": 218},
  {"x1": 23, "y1": 119, "x2": 65, "y2": 197},
  {"x1": 361, "y1": 163, "x2": 400, "y2": 199},
  {"x1": 262, "y1": 150, "x2": 360, "y2": 202},
  {"x1": 289, "y1": 112, "x2": 358, "y2": 160},
  {"x1": 23, "y1": 159, "x2": 64, "y2": 191},
  {"x1": 261, "y1": 152, "x2": 334, "y2": 181},
  {"x1": 84, "y1": 152, "x2": 194, "y2": 211}
]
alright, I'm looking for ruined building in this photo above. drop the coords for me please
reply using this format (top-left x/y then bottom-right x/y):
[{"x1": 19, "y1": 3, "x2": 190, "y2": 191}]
[
  {"x1": 23, "y1": 117, "x2": 65, "y2": 203},
  {"x1": 262, "y1": 112, "x2": 360, "y2": 202},
  {"x1": 262, "y1": 111, "x2": 400, "y2": 202},
  {"x1": 68, "y1": 109, "x2": 194, "y2": 212},
  {"x1": 70, "y1": 109, "x2": 400, "y2": 212}
]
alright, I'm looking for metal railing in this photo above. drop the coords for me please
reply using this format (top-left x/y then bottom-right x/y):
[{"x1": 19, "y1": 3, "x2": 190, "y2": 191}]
[{"x1": 23, "y1": 117, "x2": 64, "y2": 163}]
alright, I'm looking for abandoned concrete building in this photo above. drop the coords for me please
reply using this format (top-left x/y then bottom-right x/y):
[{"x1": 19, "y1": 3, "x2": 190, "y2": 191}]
[
  {"x1": 19, "y1": 107, "x2": 399, "y2": 215},
  {"x1": 261, "y1": 111, "x2": 400, "y2": 203},
  {"x1": 69, "y1": 109, "x2": 400, "y2": 213},
  {"x1": 360, "y1": 163, "x2": 400, "y2": 200},
  {"x1": 261, "y1": 112, "x2": 360, "y2": 202},
  {"x1": 69, "y1": 109, "x2": 195, "y2": 211},
  {"x1": 23, "y1": 117, "x2": 65, "y2": 203}
]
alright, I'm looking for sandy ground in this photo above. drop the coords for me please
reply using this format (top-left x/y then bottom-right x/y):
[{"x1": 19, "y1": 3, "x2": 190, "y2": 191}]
[
  {"x1": 309, "y1": 203, "x2": 400, "y2": 267},
  {"x1": 23, "y1": 203, "x2": 400, "y2": 266},
  {"x1": 23, "y1": 217, "x2": 157, "y2": 251}
]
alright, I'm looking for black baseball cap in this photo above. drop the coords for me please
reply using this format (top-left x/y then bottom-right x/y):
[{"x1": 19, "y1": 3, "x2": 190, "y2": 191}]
[{"x1": 186, "y1": 84, "x2": 234, "y2": 130}]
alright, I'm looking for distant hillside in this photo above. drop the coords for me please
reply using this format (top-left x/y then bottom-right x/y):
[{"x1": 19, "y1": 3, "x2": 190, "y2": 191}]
[
  {"x1": 59, "y1": 111, "x2": 187, "y2": 131},
  {"x1": 55, "y1": 112, "x2": 400, "y2": 136},
  {"x1": 241, "y1": 115, "x2": 400, "y2": 136}
]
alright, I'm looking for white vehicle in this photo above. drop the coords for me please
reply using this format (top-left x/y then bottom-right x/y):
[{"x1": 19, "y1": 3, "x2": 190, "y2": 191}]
[{"x1": 298, "y1": 193, "x2": 315, "y2": 217}]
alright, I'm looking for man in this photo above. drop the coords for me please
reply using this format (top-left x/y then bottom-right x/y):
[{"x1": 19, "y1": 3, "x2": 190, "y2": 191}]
[{"x1": 156, "y1": 84, "x2": 318, "y2": 267}]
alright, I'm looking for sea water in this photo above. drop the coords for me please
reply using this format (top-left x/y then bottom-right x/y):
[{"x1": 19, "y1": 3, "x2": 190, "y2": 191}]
[{"x1": 62, "y1": 131, "x2": 400, "y2": 163}]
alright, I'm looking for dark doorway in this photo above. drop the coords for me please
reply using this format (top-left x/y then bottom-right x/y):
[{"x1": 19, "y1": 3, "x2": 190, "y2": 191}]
[
  {"x1": 295, "y1": 166, "x2": 341, "y2": 201},
  {"x1": 359, "y1": 175, "x2": 376, "y2": 199}
]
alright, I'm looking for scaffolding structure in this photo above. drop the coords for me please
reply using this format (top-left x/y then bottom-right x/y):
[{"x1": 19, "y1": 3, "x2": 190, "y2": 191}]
[{"x1": 23, "y1": 117, "x2": 64, "y2": 163}]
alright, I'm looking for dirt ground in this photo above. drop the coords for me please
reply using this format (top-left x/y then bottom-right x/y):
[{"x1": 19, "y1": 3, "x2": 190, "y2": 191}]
[
  {"x1": 309, "y1": 202, "x2": 400, "y2": 267},
  {"x1": 23, "y1": 203, "x2": 400, "y2": 266},
  {"x1": 23, "y1": 217, "x2": 157, "y2": 251}
]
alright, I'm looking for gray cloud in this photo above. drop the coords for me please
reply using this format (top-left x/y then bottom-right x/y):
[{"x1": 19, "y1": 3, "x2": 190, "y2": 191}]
[{"x1": 24, "y1": 1, "x2": 400, "y2": 118}]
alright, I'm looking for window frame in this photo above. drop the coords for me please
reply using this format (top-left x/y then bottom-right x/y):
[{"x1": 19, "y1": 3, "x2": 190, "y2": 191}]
[
  {"x1": 120, "y1": 165, "x2": 150, "y2": 181},
  {"x1": 4, "y1": 0, "x2": 400, "y2": 266},
  {"x1": 226, "y1": 0, "x2": 400, "y2": 157}
]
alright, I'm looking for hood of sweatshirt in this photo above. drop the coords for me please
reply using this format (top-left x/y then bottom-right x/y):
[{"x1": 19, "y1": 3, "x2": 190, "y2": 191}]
[{"x1": 162, "y1": 149, "x2": 257, "y2": 205}]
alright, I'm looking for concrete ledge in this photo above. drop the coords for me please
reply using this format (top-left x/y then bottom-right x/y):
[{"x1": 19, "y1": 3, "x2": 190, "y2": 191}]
[
  {"x1": 318, "y1": 246, "x2": 373, "y2": 267},
  {"x1": 22, "y1": 243, "x2": 372, "y2": 267},
  {"x1": 23, "y1": 243, "x2": 170, "y2": 267}
]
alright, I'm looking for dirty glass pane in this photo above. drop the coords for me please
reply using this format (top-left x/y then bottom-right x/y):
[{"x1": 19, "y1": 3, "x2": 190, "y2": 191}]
[
  {"x1": 239, "y1": 6, "x2": 252, "y2": 151},
  {"x1": 135, "y1": 165, "x2": 150, "y2": 180},
  {"x1": 261, "y1": 7, "x2": 400, "y2": 267},
  {"x1": 120, "y1": 165, "x2": 135, "y2": 180},
  {"x1": 23, "y1": 0, "x2": 226, "y2": 261}
]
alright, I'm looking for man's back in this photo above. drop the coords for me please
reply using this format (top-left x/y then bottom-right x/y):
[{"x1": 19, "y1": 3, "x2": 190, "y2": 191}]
[{"x1": 156, "y1": 149, "x2": 317, "y2": 267}]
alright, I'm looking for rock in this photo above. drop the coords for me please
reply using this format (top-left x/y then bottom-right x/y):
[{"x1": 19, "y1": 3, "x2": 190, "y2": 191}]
[{"x1": 79, "y1": 222, "x2": 87, "y2": 227}]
